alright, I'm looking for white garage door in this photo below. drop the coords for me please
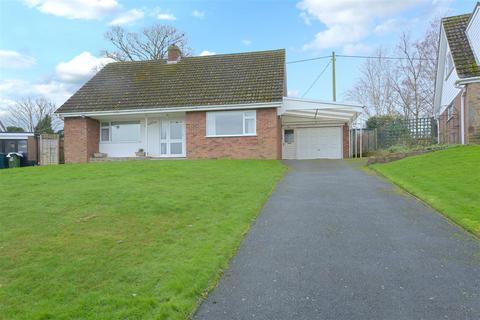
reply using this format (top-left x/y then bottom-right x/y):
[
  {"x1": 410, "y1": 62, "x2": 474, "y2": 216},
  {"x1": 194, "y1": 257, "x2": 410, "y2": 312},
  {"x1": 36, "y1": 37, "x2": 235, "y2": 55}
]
[{"x1": 296, "y1": 127, "x2": 342, "y2": 159}]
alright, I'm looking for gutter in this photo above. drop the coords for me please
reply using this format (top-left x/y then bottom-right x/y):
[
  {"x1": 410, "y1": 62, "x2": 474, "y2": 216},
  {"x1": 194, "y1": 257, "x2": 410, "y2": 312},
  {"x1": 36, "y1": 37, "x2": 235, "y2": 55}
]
[
  {"x1": 456, "y1": 76, "x2": 480, "y2": 85},
  {"x1": 57, "y1": 101, "x2": 282, "y2": 118}
]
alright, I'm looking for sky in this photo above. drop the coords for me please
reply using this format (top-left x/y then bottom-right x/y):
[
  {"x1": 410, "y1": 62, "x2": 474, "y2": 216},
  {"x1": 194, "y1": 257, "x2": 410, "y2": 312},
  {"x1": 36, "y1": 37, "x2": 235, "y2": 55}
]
[{"x1": 0, "y1": 0, "x2": 476, "y2": 124}]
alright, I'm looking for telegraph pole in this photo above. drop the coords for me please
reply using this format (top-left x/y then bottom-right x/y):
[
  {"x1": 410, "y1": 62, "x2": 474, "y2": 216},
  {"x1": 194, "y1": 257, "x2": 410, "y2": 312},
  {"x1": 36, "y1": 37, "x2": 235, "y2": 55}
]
[{"x1": 332, "y1": 51, "x2": 336, "y2": 101}]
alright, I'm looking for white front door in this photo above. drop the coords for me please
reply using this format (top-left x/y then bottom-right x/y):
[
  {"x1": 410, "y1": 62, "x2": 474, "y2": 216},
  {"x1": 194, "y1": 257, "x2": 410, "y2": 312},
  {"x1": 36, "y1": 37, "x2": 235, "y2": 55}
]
[
  {"x1": 160, "y1": 120, "x2": 186, "y2": 157},
  {"x1": 296, "y1": 127, "x2": 342, "y2": 159}
]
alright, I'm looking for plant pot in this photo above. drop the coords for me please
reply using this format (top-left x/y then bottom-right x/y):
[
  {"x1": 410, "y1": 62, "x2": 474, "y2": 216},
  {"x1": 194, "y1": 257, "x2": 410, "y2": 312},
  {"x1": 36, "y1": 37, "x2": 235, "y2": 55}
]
[{"x1": 135, "y1": 151, "x2": 146, "y2": 157}]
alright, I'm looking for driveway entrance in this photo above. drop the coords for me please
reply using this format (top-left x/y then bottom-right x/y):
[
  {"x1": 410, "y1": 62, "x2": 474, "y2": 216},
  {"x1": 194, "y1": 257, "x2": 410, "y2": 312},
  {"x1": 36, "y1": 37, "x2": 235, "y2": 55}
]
[{"x1": 195, "y1": 160, "x2": 480, "y2": 320}]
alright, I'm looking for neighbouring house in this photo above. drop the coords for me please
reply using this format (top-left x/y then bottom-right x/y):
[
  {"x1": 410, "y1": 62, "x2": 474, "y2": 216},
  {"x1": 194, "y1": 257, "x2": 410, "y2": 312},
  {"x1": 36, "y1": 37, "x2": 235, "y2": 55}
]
[
  {"x1": 0, "y1": 132, "x2": 37, "y2": 164},
  {"x1": 434, "y1": 2, "x2": 480, "y2": 144},
  {"x1": 56, "y1": 48, "x2": 363, "y2": 163}
]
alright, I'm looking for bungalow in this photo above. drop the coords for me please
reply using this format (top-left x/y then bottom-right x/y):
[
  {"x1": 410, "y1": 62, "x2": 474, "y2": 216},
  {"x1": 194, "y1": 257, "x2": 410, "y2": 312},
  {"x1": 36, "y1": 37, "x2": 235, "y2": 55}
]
[
  {"x1": 434, "y1": 2, "x2": 480, "y2": 144},
  {"x1": 56, "y1": 48, "x2": 363, "y2": 162}
]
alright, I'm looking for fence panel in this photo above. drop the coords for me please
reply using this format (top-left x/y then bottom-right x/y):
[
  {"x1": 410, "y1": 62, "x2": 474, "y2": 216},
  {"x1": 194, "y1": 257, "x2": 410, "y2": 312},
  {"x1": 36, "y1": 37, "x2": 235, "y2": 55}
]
[{"x1": 39, "y1": 134, "x2": 59, "y2": 165}]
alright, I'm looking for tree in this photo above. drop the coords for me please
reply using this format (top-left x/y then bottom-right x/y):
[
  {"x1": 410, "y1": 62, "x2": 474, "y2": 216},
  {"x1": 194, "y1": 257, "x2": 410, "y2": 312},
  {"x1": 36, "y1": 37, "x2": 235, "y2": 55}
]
[
  {"x1": 6, "y1": 126, "x2": 25, "y2": 133},
  {"x1": 345, "y1": 48, "x2": 397, "y2": 116},
  {"x1": 7, "y1": 97, "x2": 60, "y2": 132},
  {"x1": 34, "y1": 115, "x2": 54, "y2": 134},
  {"x1": 346, "y1": 18, "x2": 439, "y2": 119},
  {"x1": 103, "y1": 24, "x2": 192, "y2": 61}
]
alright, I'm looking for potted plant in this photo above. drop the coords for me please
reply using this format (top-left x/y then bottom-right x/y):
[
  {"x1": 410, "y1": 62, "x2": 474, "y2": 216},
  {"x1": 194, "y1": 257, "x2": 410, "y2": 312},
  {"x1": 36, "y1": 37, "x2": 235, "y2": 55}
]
[{"x1": 135, "y1": 148, "x2": 146, "y2": 157}]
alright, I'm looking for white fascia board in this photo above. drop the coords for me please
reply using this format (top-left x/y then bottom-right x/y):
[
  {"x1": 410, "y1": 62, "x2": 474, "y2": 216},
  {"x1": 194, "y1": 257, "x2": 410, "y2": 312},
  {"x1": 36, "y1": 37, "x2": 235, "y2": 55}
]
[
  {"x1": 434, "y1": 25, "x2": 447, "y2": 115},
  {"x1": 58, "y1": 102, "x2": 281, "y2": 118},
  {"x1": 283, "y1": 111, "x2": 351, "y2": 121},
  {"x1": 0, "y1": 132, "x2": 35, "y2": 139},
  {"x1": 282, "y1": 97, "x2": 364, "y2": 111}
]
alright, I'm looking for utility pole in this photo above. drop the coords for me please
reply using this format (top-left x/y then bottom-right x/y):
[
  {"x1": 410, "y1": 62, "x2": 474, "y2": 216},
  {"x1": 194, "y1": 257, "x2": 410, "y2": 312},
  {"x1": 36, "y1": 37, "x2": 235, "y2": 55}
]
[{"x1": 332, "y1": 51, "x2": 336, "y2": 102}]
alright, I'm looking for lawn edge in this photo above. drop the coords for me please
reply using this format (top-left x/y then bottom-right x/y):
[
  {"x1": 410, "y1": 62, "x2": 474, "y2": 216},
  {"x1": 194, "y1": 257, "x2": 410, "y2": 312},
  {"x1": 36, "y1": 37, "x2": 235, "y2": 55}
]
[
  {"x1": 188, "y1": 161, "x2": 289, "y2": 319},
  {"x1": 368, "y1": 164, "x2": 480, "y2": 239}
]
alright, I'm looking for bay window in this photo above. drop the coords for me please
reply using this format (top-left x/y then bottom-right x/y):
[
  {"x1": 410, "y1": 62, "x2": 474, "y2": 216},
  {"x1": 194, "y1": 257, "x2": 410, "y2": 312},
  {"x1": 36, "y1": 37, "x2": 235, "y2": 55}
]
[{"x1": 206, "y1": 110, "x2": 256, "y2": 137}]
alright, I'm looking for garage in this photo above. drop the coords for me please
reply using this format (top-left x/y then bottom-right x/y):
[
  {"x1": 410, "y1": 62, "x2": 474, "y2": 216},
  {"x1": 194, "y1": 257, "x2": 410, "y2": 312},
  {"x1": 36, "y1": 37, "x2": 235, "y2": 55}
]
[
  {"x1": 296, "y1": 127, "x2": 342, "y2": 159},
  {"x1": 279, "y1": 98, "x2": 364, "y2": 160}
]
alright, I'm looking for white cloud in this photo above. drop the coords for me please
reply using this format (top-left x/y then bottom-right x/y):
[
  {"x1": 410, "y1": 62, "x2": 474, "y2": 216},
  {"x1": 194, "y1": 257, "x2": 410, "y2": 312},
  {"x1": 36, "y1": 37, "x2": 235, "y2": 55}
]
[
  {"x1": 288, "y1": 89, "x2": 300, "y2": 98},
  {"x1": 192, "y1": 9, "x2": 205, "y2": 18},
  {"x1": 109, "y1": 8, "x2": 144, "y2": 25},
  {"x1": 297, "y1": 0, "x2": 423, "y2": 50},
  {"x1": 300, "y1": 12, "x2": 311, "y2": 25},
  {"x1": 0, "y1": 50, "x2": 36, "y2": 69},
  {"x1": 0, "y1": 79, "x2": 74, "y2": 110},
  {"x1": 242, "y1": 39, "x2": 252, "y2": 46},
  {"x1": 22, "y1": 0, "x2": 120, "y2": 20},
  {"x1": 374, "y1": 18, "x2": 401, "y2": 34},
  {"x1": 199, "y1": 51, "x2": 216, "y2": 56},
  {"x1": 342, "y1": 43, "x2": 374, "y2": 55},
  {"x1": 55, "y1": 52, "x2": 114, "y2": 83},
  {"x1": 157, "y1": 13, "x2": 176, "y2": 21}
]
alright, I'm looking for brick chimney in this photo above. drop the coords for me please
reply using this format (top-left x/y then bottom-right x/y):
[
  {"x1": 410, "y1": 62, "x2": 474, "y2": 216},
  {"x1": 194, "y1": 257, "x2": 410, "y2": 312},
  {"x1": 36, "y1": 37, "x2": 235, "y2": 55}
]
[{"x1": 167, "y1": 44, "x2": 181, "y2": 63}]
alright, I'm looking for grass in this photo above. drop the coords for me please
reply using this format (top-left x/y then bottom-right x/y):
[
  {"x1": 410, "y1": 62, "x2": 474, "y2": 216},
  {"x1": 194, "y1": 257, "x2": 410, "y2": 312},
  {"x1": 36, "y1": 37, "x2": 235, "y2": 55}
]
[
  {"x1": 371, "y1": 145, "x2": 480, "y2": 237},
  {"x1": 0, "y1": 160, "x2": 285, "y2": 320}
]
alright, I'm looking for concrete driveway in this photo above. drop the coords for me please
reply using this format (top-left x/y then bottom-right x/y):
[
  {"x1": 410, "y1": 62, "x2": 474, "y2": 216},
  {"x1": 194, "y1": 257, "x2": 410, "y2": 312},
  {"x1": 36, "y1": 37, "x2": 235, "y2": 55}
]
[{"x1": 194, "y1": 160, "x2": 480, "y2": 320}]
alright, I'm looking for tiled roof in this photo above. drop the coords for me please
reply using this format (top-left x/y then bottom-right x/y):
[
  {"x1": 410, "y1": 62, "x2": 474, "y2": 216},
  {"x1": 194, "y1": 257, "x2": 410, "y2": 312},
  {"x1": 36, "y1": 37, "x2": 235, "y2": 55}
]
[
  {"x1": 56, "y1": 49, "x2": 286, "y2": 114},
  {"x1": 442, "y1": 13, "x2": 479, "y2": 78}
]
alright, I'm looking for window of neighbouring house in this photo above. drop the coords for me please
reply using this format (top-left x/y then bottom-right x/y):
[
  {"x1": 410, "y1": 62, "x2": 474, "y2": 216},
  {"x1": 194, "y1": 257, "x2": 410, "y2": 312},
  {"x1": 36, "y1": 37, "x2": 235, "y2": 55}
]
[
  {"x1": 445, "y1": 51, "x2": 454, "y2": 79},
  {"x1": 100, "y1": 122, "x2": 111, "y2": 142},
  {"x1": 284, "y1": 129, "x2": 294, "y2": 143},
  {"x1": 447, "y1": 104, "x2": 454, "y2": 121},
  {"x1": 111, "y1": 121, "x2": 140, "y2": 142},
  {"x1": 206, "y1": 110, "x2": 256, "y2": 136}
]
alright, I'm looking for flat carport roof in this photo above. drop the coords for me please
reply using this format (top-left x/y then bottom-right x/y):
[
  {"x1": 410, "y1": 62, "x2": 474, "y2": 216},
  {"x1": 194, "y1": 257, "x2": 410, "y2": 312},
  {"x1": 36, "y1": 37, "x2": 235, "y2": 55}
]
[{"x1": 280, "y1": 97, "x2": 364, "y2": 124}]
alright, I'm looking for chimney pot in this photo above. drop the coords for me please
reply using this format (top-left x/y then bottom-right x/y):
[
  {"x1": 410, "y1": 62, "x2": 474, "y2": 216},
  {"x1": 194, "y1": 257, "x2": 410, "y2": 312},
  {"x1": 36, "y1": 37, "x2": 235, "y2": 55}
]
[{"x1": 167, "y1": 44, "x2": 181, "y2": 63}]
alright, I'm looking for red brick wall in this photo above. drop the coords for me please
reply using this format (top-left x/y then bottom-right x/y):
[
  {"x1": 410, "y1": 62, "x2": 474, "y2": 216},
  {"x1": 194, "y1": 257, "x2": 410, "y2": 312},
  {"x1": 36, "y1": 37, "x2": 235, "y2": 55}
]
[
  {"x1": 64, "y1": 117, "x2": 99, "y2": 163},
  {"x1": 186, "y1": 108, "x2": 280, "y2": 159},
  {"x1": 342, "y1": 124, "x2": 349, "y2": 159},
  {"x1": 438, "y1": 91, "x2": 462, "y2": 144},
  {"x1": 466, "y1": 82, "x2": 480, "y2": 144}
]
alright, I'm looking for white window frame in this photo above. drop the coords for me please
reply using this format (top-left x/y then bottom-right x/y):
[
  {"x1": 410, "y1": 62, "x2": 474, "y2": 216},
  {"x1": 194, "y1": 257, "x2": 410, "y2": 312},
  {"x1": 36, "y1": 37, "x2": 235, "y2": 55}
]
[
  {"x1": 206, "y1": 110, "x2": 257, "y2": 137},
  {"x1": 100, "y1": 122, "x2": 111, "y2": 142},
  {"x1": 100, "y1": 121, "x2": 141, "y2": 143},
  {"x1": 445, "y1": 50, "x2": 454, "y2": 80}
]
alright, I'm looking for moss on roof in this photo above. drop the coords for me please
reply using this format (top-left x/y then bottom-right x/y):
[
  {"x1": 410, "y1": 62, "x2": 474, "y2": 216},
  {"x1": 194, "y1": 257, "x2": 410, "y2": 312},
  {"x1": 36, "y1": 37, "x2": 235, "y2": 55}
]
[
  {"x1": 442, "y1": 13, "x2": 479, "y2": 78},
  {"x1": 56, "y1": 49, "x2": 286, "y2": 114}
]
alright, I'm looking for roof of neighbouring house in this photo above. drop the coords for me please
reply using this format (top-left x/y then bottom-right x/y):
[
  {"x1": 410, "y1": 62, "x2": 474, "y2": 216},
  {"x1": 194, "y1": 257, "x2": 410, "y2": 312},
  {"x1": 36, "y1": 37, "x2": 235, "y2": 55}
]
[
  {"x1": 56, "y1": 49, "x2": 286, "y2": 114},
  {"x1": 442, "y1": 13, "x2": 480, "y2": 78}
]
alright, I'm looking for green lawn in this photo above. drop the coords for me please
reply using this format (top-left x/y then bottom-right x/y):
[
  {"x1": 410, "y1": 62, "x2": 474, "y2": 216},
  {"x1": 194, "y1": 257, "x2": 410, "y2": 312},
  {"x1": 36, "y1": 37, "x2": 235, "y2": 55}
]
[
  {"x1": 371, "y1": 145, "x2": 480, "y2": 237},
  {"x1": 0, "y1": 160, "x2": 285, "y2": 320}
]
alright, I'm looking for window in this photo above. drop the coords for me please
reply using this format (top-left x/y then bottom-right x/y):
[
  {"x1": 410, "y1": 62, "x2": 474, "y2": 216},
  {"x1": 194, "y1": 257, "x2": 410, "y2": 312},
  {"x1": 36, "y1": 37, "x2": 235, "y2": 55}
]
[
  {"x1": 284, "y1": 129, "x2": 294, "y2": 143},
  {"x1": 100, "y1": 121, "x2": 140, "y2": 143},
  {"x1": 445, "y1": 51, "x2": 454, "y2": 79},
  {"x1": 17, "y1": 140, "x2": 27, "y2": 153},
  {"x1": 447, "y1": 104, "x2": 454, "y2": 121},
  {"x1": 206, "y1": 110, "x2": 256, "y2": 136},
  {"x1": 100, "y1": 122, "x2": 110, "y2": 142}
]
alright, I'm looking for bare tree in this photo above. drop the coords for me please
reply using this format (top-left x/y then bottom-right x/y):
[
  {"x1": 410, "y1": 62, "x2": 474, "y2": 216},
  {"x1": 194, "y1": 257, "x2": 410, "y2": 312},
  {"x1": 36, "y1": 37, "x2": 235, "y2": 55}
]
[
  {"x1": 103, "y1": 24, "x2": 192, "y2": 61},
  {"x1": 391, "y1": 25, "x2": 438, "y2": 119},
  {"x1": 345, "y1": 48, "x2": 397, "y2": 116},
  {"x1": 345, "y1": 18, "x2": 439, "y2": 119},
  {"x1": 7, "y1": 97, "x2": 61, "y2": 132}
]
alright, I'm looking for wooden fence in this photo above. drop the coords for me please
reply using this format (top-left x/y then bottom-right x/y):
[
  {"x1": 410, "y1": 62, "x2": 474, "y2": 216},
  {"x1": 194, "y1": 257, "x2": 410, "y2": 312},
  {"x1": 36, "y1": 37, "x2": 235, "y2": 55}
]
[{"x1": 39, "y1": 134, "x2": 60, "y2": 165}]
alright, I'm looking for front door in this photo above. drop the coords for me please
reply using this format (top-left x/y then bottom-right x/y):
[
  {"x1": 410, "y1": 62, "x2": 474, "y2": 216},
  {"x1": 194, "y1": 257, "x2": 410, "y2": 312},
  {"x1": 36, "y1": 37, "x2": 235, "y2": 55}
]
[{"x1": 160, "y1": 120, "x2": 185, "y2": 157}]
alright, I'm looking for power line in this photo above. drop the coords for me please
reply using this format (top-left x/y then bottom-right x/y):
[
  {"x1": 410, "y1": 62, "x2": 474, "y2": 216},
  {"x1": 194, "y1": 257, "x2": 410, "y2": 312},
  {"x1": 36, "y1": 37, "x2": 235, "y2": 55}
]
[
  {"x1": 336, "y1": 54, "x2": 435, "y2": 61},
  {"x1": 286, "y1": 55, "x2": 331, "y2": 64},
  {"x1": 288, "y1": 54, "x2": 435, "y2": 64},
  {"x1": 302, "y1": 60, "x2": 331, "y2": 98}
]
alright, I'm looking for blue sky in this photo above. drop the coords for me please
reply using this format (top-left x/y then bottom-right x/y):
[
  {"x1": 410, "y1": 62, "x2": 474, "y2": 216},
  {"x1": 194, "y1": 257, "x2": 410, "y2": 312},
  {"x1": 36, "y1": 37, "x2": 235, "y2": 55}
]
[{"x1": 0, "y1": 0, "x2": 476, "y2": 122}]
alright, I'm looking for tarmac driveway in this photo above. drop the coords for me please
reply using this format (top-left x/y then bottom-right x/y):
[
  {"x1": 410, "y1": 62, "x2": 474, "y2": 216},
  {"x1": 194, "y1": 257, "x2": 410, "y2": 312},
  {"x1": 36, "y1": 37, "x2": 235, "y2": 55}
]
[{"x1": 194, "y1": 160, "x2": 480, "y2": 320}]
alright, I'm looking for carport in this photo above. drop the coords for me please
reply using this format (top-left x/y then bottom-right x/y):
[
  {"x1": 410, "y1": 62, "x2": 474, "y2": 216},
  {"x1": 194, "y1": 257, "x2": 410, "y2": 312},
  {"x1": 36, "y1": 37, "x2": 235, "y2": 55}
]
[{"x1": 279, "y1": 97, "x2": 364, "y2": 159}]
